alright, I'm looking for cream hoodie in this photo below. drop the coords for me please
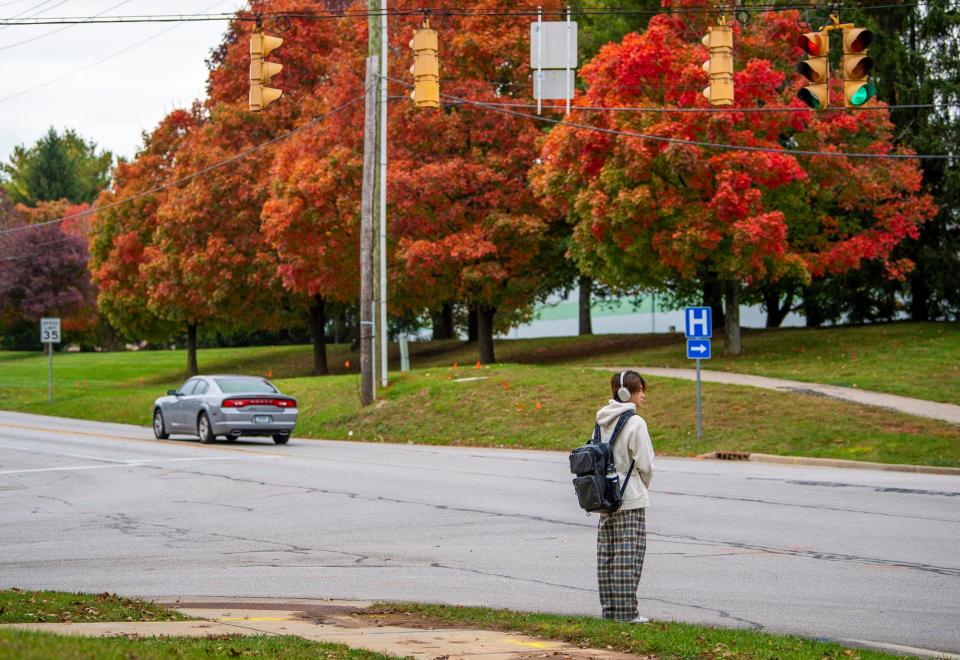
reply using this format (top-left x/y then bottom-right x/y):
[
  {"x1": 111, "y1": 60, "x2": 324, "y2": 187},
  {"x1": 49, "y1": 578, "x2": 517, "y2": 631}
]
[{"x1": 595, "y1": 400, "x2": 655, "y2": 510}]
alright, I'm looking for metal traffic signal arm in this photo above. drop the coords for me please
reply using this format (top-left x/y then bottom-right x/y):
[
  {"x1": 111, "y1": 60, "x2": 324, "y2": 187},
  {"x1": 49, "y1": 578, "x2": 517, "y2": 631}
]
[
  {"x1": 249, "y1": 24, "x2": 283, "y2": 112},
  {"x1": 795, "y1": 15, "x2": 876, "y2": 110}
]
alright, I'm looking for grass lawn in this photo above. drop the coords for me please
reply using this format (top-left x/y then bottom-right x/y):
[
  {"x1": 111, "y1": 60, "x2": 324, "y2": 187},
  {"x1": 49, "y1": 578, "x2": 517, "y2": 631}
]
[
  {"x1": 0, "y1": 591, "x2": 904, "y2": 659},
  {"x1": 0, "y1": 590, "x2": 393, "y2": 659},
  {"x1": 398, "y1": 322, "x2": 960, "y2": 404},
  {"x1": 367, "y1": 603, "x2": 903, "y2": 660},
  {"x1": 1, "y1": 347, "x2": 958, "y2": 466},
  {"x1": 0, "y1": 631, "x2": 394, "y2": 659},
  {"x1": 0, "y1": 589, "x2": 187, "y2": 624}
]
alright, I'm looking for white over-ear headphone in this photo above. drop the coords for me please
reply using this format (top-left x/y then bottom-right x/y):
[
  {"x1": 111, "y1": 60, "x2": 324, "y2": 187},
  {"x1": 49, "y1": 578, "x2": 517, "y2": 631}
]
[{"x1": 616, "y1": 371, "x2": 631, "y2": 402}]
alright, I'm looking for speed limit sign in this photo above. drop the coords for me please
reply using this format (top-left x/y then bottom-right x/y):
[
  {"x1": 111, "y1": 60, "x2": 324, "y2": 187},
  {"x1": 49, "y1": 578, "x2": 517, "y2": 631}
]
[{"x1": 40, "y1": 318, "x2": 61, "y2": 344}]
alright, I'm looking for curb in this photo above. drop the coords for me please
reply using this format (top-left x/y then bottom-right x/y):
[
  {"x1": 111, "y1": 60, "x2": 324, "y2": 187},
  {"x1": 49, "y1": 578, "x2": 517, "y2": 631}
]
[{"x1": 698, "y1": 451, "x2": 960, "y2": 476}]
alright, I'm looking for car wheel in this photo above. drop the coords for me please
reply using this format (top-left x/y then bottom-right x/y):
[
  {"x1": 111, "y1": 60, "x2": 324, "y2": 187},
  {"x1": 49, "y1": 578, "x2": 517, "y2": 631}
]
[
  {"x1": 272, "y1": 434, "x2": 289, "y2": 445},
  {"x1": 153, "y1": 409, "x2": 169, "y2": 440},
  {"x1": 198, "y1": 412, "x2": 216, "y2": 444}
]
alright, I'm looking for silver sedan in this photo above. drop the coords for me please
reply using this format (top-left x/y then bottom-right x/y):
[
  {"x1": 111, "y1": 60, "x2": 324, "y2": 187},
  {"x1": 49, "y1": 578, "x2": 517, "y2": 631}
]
[{"x1": 152, "y1": 375, "x2": 298, "y2": 444}]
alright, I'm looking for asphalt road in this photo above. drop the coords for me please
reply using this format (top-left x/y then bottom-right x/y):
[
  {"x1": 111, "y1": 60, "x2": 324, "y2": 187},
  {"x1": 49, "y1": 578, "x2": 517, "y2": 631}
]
[{"x1": 2, "y1": 410, "x2": 958, "y2": 657}]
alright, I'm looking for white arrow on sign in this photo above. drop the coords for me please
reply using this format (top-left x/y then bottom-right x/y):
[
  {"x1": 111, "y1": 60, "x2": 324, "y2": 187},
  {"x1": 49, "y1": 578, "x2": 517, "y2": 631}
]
[{"x1": 691, "y1": 344, "x2": 708, "y2": 354}]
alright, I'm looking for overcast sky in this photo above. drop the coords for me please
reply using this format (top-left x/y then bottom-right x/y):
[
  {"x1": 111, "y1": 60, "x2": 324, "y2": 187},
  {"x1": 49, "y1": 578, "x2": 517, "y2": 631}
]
[{"x1": 0, "y1": 0, "x2": 248, "y2": 163}]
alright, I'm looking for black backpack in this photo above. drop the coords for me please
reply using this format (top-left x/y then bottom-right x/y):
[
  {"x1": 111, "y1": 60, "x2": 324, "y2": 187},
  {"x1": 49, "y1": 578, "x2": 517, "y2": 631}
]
[{"x1": 569, "y1": 411, "x2": 636, "y2": 514}]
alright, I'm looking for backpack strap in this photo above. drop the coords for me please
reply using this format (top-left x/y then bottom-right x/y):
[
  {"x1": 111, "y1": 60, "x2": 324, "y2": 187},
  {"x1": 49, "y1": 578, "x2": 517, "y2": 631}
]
[
  {"x1": 607, "y1": 410, "x2": 635, "y2": 449},
  {"x1": 608, "y1": 411, "x2": 637, "y2": 497},
  {"x1": 592, "y1": 423, "x2": 601, "y2": 444}
]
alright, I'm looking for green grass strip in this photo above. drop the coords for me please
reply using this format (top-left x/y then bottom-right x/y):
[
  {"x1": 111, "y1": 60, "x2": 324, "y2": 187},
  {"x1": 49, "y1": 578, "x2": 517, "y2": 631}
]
[
  {"x1": 0, "y1": 630, "x2": 395, "y2": 660},
  {"x1": 370, "y1": 603, "x2": 905, "y2": 660},
  {"x1": 0, "y1": 589, "x2": 187, "y2": 624}
]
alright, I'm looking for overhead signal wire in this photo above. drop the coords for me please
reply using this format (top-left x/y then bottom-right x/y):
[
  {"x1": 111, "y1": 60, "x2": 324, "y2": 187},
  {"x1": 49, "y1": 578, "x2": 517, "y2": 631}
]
[
  {"x1": 0, "y1": 90, "x2": 368, "y2": 241},
  {"x1": 385, "y1": 74, "x2": 954, "y2": 161},
  {"x1": 1, "y1": 1, "x2": 953, "y2": 24},
  {"x1": 0, "y1": 0, "x2": 231, "y2": 104},
  {"x1": 0, "y1": 0, "x2": 135, "y2": 50},
  {"x1": 433, "y1": 98, "x2": 958, "y2": 113}
]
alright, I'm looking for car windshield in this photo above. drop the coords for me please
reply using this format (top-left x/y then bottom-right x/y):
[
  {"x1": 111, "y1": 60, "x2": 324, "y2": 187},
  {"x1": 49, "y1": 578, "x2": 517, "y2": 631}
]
[{"x1": 214, "y1": 377, "x2": 278, "y2": 394}]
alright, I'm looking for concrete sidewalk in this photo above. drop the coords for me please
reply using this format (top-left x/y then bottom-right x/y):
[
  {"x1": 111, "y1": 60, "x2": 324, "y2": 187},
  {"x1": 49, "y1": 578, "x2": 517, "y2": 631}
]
[
  {"x1": 615, "y1": 367, "x2": 960, "y2": 425},
  {"x1": 0, "y1": 598, "x2": 639, "y2": 660}
]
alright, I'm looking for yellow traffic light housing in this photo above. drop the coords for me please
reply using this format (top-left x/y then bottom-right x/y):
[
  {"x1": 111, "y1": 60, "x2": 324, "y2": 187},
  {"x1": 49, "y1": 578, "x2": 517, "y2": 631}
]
[
  {"x1": 701, "y1": 24, "x2": 734, "y2": 106},
  {"x1": 796, "y1": 30, "x2": 829, "y2": 109},
  {"x1": 842, "y1": 27, "x2": 876, "y2": 107},
  {"x1": 249, "y1": 28, "x2": 283, "y2": 112},
  {"x1": 409, "y1": 20, "x2": 439, "y2": 108}
]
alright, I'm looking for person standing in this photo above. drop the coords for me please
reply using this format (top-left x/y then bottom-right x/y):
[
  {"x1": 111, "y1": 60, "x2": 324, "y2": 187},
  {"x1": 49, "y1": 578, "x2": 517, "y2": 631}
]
[{"x1": 595, "y1": 370, "x2": 655, "y2": 622}]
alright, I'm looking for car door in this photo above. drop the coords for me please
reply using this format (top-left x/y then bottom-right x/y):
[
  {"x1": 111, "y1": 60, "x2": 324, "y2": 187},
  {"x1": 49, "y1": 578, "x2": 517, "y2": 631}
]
[
  {"x1": 183, "y1": 379, "x2": 209, "y2": 433},
  {"x1": 170, "y1": 379, "x2": 198, "y2": 428}
]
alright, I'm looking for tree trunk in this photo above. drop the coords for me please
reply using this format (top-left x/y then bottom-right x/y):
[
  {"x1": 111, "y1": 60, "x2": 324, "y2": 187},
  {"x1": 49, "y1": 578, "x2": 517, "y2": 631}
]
[
  {"x1": 432, "y1": 302, "x2": 455, "y2": 340},
  {"x1": 186, "y1": 323, "x2": 199, "y2": 376},
  {"x1": 578, "y1": 275, "x2": 593, "y2": 335},
  {"x1": 467, "y1": 306, "x2": 478, "y2": 342},
  {"x1": 723, "y1": 280, "x2": 742, "y2": 357},
  {"x1": 802, "y1": 287, "x2": 823, "y2": 327},
  {"x1": 763, "y1": 288, "x2": 794, "y2": 328},
  {"x1": 702, "y1": 273, "x2": 726, "y2": 333},
  {"x1": 477, "y1": 305, "x2": 496, "y2": 364},
  {"x1": 309, "y1": 294, "x2": 329, "y2": 375}
]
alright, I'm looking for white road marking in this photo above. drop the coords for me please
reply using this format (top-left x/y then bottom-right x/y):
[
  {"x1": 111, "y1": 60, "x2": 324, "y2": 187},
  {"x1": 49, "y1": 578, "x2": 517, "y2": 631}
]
[
  {"x1": 0, "y1": 456, "x2": 274, "y2": 475},
  {"x1": 0, "y1": 442, "x2": 134, "y2": 463}
]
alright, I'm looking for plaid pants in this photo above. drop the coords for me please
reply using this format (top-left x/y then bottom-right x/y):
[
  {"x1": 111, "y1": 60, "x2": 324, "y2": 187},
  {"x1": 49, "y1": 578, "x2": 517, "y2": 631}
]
[{"x1": 597, "y1": 507, "x2": 647, "y2": 621}]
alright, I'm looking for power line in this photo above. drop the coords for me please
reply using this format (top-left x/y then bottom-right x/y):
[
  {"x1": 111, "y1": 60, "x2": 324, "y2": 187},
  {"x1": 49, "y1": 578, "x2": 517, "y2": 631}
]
[
  {"x1": 0, "y1": 0, "x2": 230, "y2": 104},
  {"x1": 0, "y1": 91, "x2": 368, "y2": 239},
  {"x1": 0, "y1": 0, "x2": 135, "y2": 50},
  {"x1": 1, "y1": 1, "x2": 952, "y2": 25},
  {"x1": 433, "y1": 98, "x2": 960, "y2": 114},
  {"x1": 386, "y1": 75, "x2": 954, "y2": 160}
]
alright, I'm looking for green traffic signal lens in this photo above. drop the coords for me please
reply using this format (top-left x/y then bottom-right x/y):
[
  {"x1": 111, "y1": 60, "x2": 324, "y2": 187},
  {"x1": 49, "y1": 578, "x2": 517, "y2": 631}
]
[
  {"x1": 850, "y1": 82, "x2": 877, "y2": 106},
  {"x1": 797, "y1": 88, "x2": 821, "y2": 109}
]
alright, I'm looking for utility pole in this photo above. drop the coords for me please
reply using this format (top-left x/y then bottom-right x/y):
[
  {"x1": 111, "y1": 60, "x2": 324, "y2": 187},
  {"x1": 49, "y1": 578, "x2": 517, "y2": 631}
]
[
  {"x1": 379, "y1": 0, "x2": 389, "y2": 389},
  {"x1": 360, "y1": 0, "x2": 380, "y2": 406}
]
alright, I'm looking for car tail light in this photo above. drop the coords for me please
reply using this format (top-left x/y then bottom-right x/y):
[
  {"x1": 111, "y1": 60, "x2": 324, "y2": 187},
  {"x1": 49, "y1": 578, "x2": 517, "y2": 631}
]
[{"x1": 222, "y1": 398, "x2": 296, "y2": 408}]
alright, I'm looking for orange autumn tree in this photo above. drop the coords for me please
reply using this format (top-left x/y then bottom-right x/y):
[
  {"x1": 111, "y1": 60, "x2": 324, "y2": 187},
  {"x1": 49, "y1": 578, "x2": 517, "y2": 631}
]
[
  {"x1": 92, "y1": 1, "x2": 348, "y2": 374},
  {"x1": 141, "y1": 106, "x2": 292, "y2": 376},
  {"x1": 389, "y1": 0, "x2": 568, "y2": 363},
  {"x1": 260, "y1": 11, "x2": 368, "y2": 375},
  {"x1": 263, "y1": 1, "x2": 568, "y2": 366},
  {"x1": 90, "y1": 110, "x2": 197, "y2": 344},
  {"x1": 531, "y1": 8, "x2": 936, "y2": 354}
]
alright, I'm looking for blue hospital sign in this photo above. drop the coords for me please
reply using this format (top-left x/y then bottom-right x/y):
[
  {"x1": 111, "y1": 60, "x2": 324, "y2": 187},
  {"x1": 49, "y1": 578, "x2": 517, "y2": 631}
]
[{"x1": 685, "y1": 306, "x2": 712, "y2": 338}]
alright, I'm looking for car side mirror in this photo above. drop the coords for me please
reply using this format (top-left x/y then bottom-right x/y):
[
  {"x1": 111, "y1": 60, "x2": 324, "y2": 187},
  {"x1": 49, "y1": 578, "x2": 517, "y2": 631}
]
[{"x1": 167, "y1": 389, "x2": 178, "y2": 396}]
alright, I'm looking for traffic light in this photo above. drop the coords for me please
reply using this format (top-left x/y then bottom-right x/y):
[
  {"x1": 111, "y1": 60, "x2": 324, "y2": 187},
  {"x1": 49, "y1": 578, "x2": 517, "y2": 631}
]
[
  {"x1": 842, "y1": 27, "x2": 876, "y2": 107},
  {"x1": 796, "y1": 30, "x2": 829, "y2": 109},
  {"x1": 249, "y1": 28, "x2": 283, "y2": 112},
  {"x1": 701, "y1": 24, "x2": 734, "y2": 106},
  {"x1": 409, "y1": 20, "x2": 439, "y2": 108}
]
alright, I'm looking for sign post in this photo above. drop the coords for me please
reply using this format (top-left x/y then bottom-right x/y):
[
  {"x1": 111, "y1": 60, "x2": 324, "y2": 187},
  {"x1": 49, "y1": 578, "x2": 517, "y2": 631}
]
[
  {"x1": 40, "y1": 318, "x2": 61, "y2": 404},
  {"x1": 684, "y1": 307, "x2": 712, "y2": 438}
]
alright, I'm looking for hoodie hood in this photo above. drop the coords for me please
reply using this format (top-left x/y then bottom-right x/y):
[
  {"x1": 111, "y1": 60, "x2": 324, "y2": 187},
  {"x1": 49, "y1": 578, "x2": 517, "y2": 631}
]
[{"x1": 596, "y1": 400, "x2": 637, "y2": 428}]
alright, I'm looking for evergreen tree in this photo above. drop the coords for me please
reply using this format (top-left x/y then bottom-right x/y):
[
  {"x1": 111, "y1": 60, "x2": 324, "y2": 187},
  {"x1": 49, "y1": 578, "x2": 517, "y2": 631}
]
[{"x1": 1, "y1": 128, "x2": 113, "y2": 207}]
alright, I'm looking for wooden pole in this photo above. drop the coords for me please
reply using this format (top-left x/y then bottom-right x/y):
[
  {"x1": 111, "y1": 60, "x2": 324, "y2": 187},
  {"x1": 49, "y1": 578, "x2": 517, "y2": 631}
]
[{"x1": 359, "y1": 55, "x2": 378, "y2": 406}]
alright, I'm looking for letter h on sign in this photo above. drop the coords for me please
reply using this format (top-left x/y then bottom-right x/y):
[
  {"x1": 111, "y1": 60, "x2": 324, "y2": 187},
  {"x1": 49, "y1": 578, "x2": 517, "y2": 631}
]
[{"x1": 685, "y1": 307, "x2": 712, "y2": 339}]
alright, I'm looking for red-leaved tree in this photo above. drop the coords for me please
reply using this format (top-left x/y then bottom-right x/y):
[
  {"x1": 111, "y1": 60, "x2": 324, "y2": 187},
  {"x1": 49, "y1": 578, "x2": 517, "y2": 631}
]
[{"x1": 531, "y1": 9, "x2": 937, "y2": 354}]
